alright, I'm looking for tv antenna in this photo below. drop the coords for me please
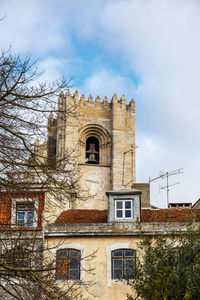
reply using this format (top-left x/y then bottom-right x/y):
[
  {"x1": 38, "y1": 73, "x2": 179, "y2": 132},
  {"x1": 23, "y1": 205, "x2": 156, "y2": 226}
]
[{"x1": 149, "y1": 168, "x2": 184, "y2": 207}]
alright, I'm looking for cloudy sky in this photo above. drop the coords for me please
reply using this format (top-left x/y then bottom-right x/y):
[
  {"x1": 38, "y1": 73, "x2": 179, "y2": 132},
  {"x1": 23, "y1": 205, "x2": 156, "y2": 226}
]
[{"x1": 1, "y1": 0, "x2": 200, "y2": 207}]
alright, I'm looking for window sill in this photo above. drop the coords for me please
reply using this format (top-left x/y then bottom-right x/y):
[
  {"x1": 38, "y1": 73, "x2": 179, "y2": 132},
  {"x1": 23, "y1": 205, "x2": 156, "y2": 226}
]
[
  {"x1": 111, "y1": 278, "x2": 134, "y2": 285},
  {"x1": 111, "y1": 279, "x2": 127, "y2": 285},
  {"x1": 79, "y1": 163, "x2": 111, "y2": 168},
  {"x1": 54, "y1": 278, "x2": 82, "y2": 286},
  {"x1": 10, "y1": 225, "x2": 41, "y2": 231},
  {"x1": 113, "y1": 219, "x2": 137, "y2": 223}
]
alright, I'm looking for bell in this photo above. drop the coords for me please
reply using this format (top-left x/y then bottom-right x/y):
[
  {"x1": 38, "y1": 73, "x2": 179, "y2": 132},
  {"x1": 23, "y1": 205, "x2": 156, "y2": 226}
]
[
  {"x1": 87, "y1": 153, "x2": 98, "y2": 163},
  {"x1": 86, "y1": 143, "x2": 99, "y2": 164}
]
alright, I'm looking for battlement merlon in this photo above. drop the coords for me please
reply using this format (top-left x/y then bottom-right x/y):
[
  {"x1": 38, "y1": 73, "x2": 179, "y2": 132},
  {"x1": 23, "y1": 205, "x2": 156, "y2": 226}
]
[
  {"x1": 57, "y1": 89, "x2": 135, "y2": 110},
  {"x1": 48, "y1": 113, "x2": 57, "y2": 130},
  {"x1": 56, "y1": 90, "x2": 135, "y2": 134}
]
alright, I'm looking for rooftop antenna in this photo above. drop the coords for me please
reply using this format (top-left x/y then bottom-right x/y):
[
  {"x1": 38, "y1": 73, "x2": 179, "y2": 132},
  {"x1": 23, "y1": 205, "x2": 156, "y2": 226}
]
[{"x1": 149, "y1": 168, "x2": 184, "y2": 207}]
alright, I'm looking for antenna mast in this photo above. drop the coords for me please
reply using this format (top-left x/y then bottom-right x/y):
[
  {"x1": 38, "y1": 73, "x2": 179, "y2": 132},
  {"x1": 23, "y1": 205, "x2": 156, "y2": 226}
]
[{"x1": 149, "y1": 168, "x2": 184, "y2": 207}]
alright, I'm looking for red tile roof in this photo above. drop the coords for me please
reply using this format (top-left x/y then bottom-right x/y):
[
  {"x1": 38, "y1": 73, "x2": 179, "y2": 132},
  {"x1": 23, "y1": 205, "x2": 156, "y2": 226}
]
[
  {"x1": 55, "y1": 208, "x2": 200, "y2": 224},
  {"x1": 55, "y1": 209, "x2": 108, "y2": 224},
  {"x1": 141, "y1": 209, "x2": 200, "y2": 223}
]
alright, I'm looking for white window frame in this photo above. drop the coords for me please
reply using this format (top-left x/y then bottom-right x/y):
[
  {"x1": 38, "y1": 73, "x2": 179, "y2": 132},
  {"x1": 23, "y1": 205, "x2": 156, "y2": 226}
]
[
  {"x1": 115, "y1": 199, "x2": 133, "y2": 220},
  {"x1": 106, "y1": 243, "x2": 137, "y2": 286},
  {"x1": 11, "y1": 198, "x2": 39, "y2": 227},
  {"x1": 51, "y1": 243, "x2": 86, "y2": 283},
  {"x1": 16, "y1": 203, "x2": 34, "y2": 227},
  {"x1": 111, "y1": 248, "x2": 136, "y2": 280}
]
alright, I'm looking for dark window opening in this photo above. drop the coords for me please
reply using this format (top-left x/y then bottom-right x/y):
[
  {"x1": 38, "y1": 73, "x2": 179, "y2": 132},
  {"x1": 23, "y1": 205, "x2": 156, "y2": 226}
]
[
  {"x1": 86, "y1": 136, "x2": 99, "y2": 164},
  {"x1": 56, "y1": 249, "x2": 80, "y2": 280},
  {"x1": 112, "y1": 249, "x2": 135, "y2": 279}
]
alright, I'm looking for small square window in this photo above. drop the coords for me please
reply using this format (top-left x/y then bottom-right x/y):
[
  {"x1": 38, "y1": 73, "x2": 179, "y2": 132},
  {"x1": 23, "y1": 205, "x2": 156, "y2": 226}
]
[
  {"x1": 12, "y1": 198, "x2": 39, "y2": 228},
  {"x1": 16, "y1": 203, "x2": 34, "y2": 227},
  {"x1": 115, "y1": 199, "x2": 133, "y2": 219}
]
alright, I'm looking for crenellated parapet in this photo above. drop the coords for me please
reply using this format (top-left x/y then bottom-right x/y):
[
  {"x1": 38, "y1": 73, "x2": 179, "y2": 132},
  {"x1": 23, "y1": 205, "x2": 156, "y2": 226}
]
[{"x1": 56, "y1": 89, "x2": 135, "y2": 113}]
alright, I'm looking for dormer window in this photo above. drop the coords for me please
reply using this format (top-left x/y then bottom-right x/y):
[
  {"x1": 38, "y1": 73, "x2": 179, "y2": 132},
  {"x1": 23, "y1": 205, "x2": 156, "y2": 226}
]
[
  {"x1": 115, "y1": 199, "x2": 133, "y2": 219},
  {"x1": 86, "y1": 136, "x2": 99, "y2": 164},
  {"x1": 107, "y1": 190, "x2": 141, "y2": 223}
]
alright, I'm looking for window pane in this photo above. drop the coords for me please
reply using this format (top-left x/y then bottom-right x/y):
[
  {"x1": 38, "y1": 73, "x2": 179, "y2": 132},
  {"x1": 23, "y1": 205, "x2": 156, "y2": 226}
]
[
  {"x1": 113, "y1": 259, "x2": 122, "y2": 268},
  {"x1": 113, "y1": 250, "x2": 123, "y2": 257},
  {"x1": 125, "y1": 210, "x2": 131, "y2": 218},
  {"x1": 17, "y1": 212, "x2": 25, "y2": 225},
  {"x1": 113, "y1": 269, "x2": 123, "y2": 279},
  {"x1": 125, "y1": 201, "x2": 131, "y2": 209},
  {"x1": 117, "y1": 210, "x2": 122, "y2": 218},
  {"x1": 125, "y1": 250, "x2": 135, "y2": 257},
  {"x1": 69, "y1": 260, "x2": 79, "y2": 270},
  {"x1": 27, "y1": 205, "x2": 34, "y2": 211},
  {"x1": 27, "y1": 212, "x2": 34, "y2": 227},
  {"x1": 58, "y1": 250, "x2": 68, "y2": 258},
  {"x1": 57, "y1": 259, "x2": 69, "y2": 276},
  {"x1": 125, "y1": 259, "x2": 134, "y2": 269},
  {"x1": 116, "y1": 201, "x2": 122, "y2": 209},
  {"x1": 125, "y1": 268, "x2": 134, "y2": 277},
  {"x1": 69, "y1": 269, "x2": 79, "y2": 279},
  {"x1": 18, "y1": 205, "x2": 26, "y2": 211},
  {"x1": 69, "y1": 250, "x2": 79, "y2": 258}
]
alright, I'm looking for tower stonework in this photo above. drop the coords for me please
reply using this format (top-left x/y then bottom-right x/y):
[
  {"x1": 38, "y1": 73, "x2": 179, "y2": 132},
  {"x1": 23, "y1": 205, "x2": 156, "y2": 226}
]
[{"x1": 47, "y1": 90, "x2": 136, "y2": 209}]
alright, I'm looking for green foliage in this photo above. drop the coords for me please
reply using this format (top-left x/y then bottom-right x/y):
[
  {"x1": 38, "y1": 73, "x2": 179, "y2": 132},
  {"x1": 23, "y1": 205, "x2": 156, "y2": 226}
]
[{"x1": 127, "y1": 226, "x2": 200, "y2": 300}]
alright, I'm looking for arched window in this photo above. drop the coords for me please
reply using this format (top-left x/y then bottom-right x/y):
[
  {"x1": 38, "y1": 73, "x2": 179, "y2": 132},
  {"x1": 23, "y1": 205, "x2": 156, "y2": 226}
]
[
  {"x1": 56, "y1": 249, "x2": 81, "y2": 280},
  {"x1": 79, "y1": 124, "x2": 111, "y2": 165},
  {"x1": 86, "y1": 136, "x2": 99, "y2": 164},
  {"x1": 111, "y1": 249, "x2": 135, "y2": 279}
]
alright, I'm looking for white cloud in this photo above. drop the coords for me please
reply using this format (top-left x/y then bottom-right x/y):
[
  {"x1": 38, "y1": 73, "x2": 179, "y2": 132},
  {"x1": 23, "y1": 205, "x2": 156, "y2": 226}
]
[
  {"x1": 94, "y1": 0, "x2": 200, "y2": 206},
  {"x1": 0, "y1": 0, "x2": 71, "y2": 54},
  {"x1": 38, "y1": 57, "x2": 66, "y2": 83},
  {"x1": 77, "y1": 69, "x2": 137, "y2": 101}
]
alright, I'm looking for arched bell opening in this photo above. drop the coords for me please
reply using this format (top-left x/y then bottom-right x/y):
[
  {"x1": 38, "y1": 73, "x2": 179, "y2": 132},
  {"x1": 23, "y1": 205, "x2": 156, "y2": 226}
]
[
  {"x1": 79, "y1": 124, "x2": 111, "y2": 165},
  {"x1": 86, "y1": 136, "x2": 99, "y2": 164}
]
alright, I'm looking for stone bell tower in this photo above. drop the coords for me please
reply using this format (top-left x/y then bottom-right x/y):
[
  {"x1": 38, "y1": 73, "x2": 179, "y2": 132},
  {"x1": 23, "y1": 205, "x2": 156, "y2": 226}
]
[{"x1": 47, "y1": 90, "x2": 136, "y2": 209}]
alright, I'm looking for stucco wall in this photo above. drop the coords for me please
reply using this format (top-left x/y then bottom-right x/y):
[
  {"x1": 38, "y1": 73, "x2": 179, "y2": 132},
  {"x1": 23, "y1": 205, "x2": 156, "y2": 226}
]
[
  {"x1": 45, "y1": 235, "x2": 139, "y2": 300},
  {"x1": 78, "y1": 165, "x2": 110, "y2": 209}
]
